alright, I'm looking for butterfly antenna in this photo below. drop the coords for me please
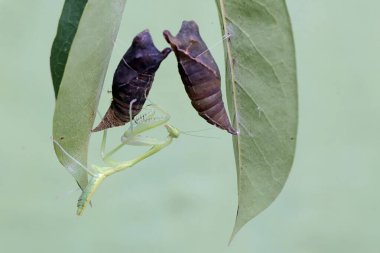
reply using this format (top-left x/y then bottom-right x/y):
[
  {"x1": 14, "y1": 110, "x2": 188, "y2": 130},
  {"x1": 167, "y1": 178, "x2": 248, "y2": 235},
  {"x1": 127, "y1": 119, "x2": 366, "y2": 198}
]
[
  {"x1": 52, "y1": 137, "x2": 94, "y2": 176},
  {"x1": 181, "y1": 128, "x2": 213, "y2": 133},
  {"x1": 179, "y1": 130, "x2": 219, "y2": 139},
  {"x1": 196, "y1": 33, "x2": 231, "y2": 58}
]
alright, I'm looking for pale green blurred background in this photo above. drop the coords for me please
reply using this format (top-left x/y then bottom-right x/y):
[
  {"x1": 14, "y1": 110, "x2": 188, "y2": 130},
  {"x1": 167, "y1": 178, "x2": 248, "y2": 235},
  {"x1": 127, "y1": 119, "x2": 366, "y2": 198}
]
[{"x1": 1, "y1": 0, "x2": 379, "y2": 252}]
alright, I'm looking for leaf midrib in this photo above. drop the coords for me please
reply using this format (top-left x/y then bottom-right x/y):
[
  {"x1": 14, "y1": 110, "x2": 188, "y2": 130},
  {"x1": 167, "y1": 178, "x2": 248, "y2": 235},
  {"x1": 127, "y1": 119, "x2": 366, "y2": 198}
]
[{"x1": 218, "y1": 0, "x2": 241, "y2": 165}]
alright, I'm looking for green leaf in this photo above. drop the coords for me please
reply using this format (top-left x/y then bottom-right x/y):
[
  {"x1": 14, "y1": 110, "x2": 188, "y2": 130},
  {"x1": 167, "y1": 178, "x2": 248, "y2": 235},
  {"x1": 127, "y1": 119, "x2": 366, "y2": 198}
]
[
  {"x1": 52, "y1": 0, "x2": 127, "y2": 190},
  {"x1": 50, "y1": 0, "x2": 88, "y2": 98},
  {"x1": 215, "y1": 0, "x2": 298, "y2": 239}
]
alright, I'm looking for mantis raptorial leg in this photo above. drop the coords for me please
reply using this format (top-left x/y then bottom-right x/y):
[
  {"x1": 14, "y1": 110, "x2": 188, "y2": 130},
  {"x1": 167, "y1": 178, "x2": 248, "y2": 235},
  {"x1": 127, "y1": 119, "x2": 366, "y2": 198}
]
[
  {"x1": 75, "y1": 104, "x2": 179, "y2": 215},
  {"x1": 100, "y1": 103, "x2": 174, "y2": 166}
]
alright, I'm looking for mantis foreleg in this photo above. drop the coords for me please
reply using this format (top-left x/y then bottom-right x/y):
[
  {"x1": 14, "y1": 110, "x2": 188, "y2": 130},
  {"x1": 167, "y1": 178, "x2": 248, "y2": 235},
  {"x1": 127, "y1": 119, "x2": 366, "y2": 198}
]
[{"x1": 77, "y1": 105, "x2": 179, "y2": 215}]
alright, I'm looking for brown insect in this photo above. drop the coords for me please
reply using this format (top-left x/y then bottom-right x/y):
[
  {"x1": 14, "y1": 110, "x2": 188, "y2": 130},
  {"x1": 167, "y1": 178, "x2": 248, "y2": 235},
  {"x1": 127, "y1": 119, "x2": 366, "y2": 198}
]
[
  {"x1": 163, "y1": 21, "x2": 237, "y2": 135},
  {"x1": 92, "y1": 30, "x2": 171, "y2": 132}
]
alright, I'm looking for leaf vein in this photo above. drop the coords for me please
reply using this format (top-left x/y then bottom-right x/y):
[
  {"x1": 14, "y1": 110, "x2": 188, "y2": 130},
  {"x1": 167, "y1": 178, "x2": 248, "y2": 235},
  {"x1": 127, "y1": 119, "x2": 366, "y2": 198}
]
[{"x1": 226, "y1": 16, "x2": 287, "y2": 98}]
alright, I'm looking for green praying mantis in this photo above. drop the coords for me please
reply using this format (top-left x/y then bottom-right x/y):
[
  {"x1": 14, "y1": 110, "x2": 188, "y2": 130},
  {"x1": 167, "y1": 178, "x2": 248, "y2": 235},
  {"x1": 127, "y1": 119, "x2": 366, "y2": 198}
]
[
  {"x1": 54, "y1": 103, "x2": 180, "y2": 215},
  {"x1": 52, "y1": 27, "x2": 235, "y2": 215}
]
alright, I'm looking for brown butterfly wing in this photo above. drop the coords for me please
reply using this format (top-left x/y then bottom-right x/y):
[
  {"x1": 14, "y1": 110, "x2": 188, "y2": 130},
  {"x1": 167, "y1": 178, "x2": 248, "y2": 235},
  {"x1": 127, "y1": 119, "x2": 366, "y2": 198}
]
[
  {"x1": 92, "y1": 30, "x2": 171, "y2": 132},
  {"x1": 163, "y1": 21, "x2": 237, "y2": 135}
]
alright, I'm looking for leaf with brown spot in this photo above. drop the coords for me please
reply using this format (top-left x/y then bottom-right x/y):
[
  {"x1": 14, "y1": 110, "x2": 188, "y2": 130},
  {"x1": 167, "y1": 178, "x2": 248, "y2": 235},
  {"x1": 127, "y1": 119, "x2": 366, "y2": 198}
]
[{"x1": 52, "y1": 0, "x2": 127, "y2": 190}]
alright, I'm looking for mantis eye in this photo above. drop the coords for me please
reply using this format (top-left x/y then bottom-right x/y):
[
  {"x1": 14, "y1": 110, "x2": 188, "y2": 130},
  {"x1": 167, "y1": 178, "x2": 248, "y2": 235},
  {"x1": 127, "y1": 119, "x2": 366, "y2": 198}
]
[{"x1": 163, "y1": 20, "x2": 237, "y2": 135}]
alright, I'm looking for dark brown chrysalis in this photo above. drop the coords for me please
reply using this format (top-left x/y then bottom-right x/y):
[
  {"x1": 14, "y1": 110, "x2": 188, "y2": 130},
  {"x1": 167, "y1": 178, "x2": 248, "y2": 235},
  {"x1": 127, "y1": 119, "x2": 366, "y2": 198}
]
[
  {"x1": 92, "y1": 30, "x2": 171, "y2": 132},
  {"x1": 163, "y1": 21, "x2": 237, "y2": 135}
]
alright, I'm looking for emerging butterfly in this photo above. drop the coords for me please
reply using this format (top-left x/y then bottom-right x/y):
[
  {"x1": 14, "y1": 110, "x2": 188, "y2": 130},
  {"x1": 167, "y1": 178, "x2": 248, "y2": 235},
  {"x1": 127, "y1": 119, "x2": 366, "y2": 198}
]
[
  {"x1": 163, "y1": 20, "x2": 238, "y2": 135},
  {"x1": 92, "y1": 30, "x2": 171, "y2": 132}
]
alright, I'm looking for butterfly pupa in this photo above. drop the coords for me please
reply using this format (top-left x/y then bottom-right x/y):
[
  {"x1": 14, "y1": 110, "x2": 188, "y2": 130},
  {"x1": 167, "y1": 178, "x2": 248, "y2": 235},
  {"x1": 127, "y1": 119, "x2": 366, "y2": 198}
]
[
  {"x1": 163, "y1": 20, "x2": 237, "y2": 135},
  {"x1": 92, "y1": 30, "x2": 171, "y2": 132}
]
